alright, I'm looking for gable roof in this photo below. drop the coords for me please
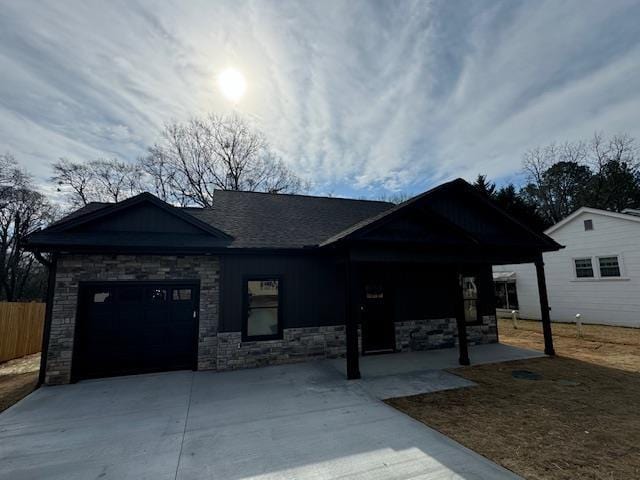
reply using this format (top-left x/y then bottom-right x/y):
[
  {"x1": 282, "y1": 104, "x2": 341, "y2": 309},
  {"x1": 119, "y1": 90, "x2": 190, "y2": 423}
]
[
  {"x1": 189, "y1": 190, "x2": 394, "y2": 248},
  {"x1": 26, "y1": 180, "x2": 562, "y2": 253},
  {"x1": 26, "y1": 190, "x2": 393, "y2": 251},
  {"x1": 23, "y1": 192, "x2": 233, "y2": 252},
  {"x1": 320, "y1": 178, "x2": 562, "y2": 251},
  {"x1": 545, "y1": 206, "x2": 640, "y2": 235},
  {"x1": 44, "y1": 192, "x2": 231, "y2": 238}
]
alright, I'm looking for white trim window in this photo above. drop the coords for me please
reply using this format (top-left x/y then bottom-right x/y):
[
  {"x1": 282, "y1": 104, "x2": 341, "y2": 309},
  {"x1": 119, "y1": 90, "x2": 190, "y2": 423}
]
[
  {"x1": 574, "y1": 258, "x2": 594, "y2": 278},
  {"x1": 598, "y1": 256, "x2": 621, "y2": 278}
]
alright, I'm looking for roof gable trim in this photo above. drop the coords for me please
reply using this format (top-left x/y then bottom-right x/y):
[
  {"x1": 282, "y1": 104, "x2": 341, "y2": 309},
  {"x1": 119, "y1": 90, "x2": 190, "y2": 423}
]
[
  {"x1": 320, "y1": 178, "x2": 561, "y2": 250},
  {"x1": 46, "y1": 193, "x2": 233, "y2": 239},
  {"x1": 545, "y1": 207, "x2": 640, "y2": 235}
]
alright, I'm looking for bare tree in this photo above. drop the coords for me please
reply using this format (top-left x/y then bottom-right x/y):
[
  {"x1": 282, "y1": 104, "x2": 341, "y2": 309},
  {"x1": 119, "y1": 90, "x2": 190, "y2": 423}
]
[
  {"x1": 522, "y1": 141, "x2": 591, "y2": 223},
  {"x1": 138, "y1": 150, "x2": 183, "y2": 205},
  {"x1": 0, "y1": 158, "x2": 56, "y2": 301},
  {"x1": 586, "y1": 133, "x2": 640, "y2": 211},
  {"x1": 140, "y1": 114, "x2": 308, "y2": 207},
  {"x1": 0, "y1": 153, "x2": 30, "y2": 197},
  {"x1": 91, "y1": 158, "x2": 143, "y2": 203},
  {"x1": 373, "y1": 192, "x2": 412, "y2": 204},
  {"x1": 52, "y1": 157, "x2": 143, "y2": 206},
  {"x1": 51, "y1": 158, "x2": 96, "y2": 207}
]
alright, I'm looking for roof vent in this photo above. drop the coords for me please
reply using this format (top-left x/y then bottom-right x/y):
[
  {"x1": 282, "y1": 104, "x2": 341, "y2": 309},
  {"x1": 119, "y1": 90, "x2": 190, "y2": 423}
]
[{"x1": 584, "y1": 219, "x2": 593, "y2": 231}]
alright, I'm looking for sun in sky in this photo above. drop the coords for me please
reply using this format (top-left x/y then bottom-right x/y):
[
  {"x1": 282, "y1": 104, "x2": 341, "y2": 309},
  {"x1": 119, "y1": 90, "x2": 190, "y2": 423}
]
[{"x1": 217, "y1": 68, "x2": 247, "y2": 102}]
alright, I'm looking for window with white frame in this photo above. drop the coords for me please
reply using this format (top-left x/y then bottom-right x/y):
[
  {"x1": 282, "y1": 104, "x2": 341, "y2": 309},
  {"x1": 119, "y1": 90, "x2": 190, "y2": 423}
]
[
  {"x1": 598, "y1": 256, "x2": 621, "y2": 277},
  {"x1": 574, "y1": 258, "x2": 594, "y2": 278}
]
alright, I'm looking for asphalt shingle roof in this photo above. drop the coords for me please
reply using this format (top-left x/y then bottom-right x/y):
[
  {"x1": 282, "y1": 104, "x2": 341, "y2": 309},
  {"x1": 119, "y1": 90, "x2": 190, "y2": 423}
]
[
  {"x1": 26, "y1": 180, "x2": 561, "y2": 252},
  {"x1": 36, "y1": 191, "x2": 394, "y2": 250},
  {"x1": 188, "y1": 190, "x2": 394, "y2": 248}
]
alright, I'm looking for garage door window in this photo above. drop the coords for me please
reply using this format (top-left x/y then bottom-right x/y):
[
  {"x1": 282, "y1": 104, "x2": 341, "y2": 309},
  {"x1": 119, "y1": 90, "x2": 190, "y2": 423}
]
[
  {"x1": 244, "y1": 278, "x2": 281, "y2": 341},
  {"x1": 172, "y1": 288, "x2": 192, "y2": 301},
  {"x1": 92, "y1": 290, "x2": 113, "y2": 303}
]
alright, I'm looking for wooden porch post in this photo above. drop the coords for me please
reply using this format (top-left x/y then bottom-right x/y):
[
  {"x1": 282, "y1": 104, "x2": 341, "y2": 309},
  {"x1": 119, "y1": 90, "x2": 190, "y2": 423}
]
[
  {"x1": 455, "y1": 273, "x2": 470, "y2": 366},
  {"x1": 345, "y1": 255, "x2": 361, "y2": 379},
  {"x1": 534, "y1": 253, "x2": 556, "y2": 356}
]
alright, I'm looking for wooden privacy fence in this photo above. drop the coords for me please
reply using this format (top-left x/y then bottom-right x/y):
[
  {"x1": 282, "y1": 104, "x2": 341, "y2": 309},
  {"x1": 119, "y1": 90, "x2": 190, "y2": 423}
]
[{"x1": 0, "y1": 302, "x2": 45, "y2": 363}]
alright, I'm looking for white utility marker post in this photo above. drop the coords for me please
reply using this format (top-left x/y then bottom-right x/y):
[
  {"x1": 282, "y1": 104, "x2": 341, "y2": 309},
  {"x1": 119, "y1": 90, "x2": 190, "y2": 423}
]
[
  {"x1": 575, "y1": 313, "x2": 582, "y2": 338},
  {"x1": 511, "y1": 310, "x2": 518, "y2": 329}
]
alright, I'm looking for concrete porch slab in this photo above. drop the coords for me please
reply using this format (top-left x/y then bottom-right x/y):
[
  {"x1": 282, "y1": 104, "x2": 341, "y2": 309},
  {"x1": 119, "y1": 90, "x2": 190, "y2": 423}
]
[{"x1": 329, "y1": 343, "x2": 544, "y2": 399}]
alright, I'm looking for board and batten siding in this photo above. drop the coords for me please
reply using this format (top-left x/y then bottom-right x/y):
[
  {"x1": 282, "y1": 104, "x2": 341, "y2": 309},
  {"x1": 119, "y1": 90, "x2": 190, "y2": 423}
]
[
  {"x1": 494, "y1": 210, "x2": 640, "y2": 328},
  {"x1": 222, "y1": 254, "x2": 497, "y2": 332}
]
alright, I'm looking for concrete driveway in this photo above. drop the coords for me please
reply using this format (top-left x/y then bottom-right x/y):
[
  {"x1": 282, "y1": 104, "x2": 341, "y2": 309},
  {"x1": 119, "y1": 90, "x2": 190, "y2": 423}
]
[{"x1": 0, "y1": 357, "x2": 521, "y2": 479}]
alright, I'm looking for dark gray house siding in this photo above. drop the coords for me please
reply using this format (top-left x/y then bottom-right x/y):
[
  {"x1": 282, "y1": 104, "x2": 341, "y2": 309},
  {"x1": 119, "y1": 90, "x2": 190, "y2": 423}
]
[{"x1": 220, "y1": 253, "x2": 344, "y2": 332}]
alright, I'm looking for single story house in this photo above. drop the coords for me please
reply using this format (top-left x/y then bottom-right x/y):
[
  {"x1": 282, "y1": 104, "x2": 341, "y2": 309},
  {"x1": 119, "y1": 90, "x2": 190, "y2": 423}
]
[
  {"x1": 24, "y1": 179, "x2": 562, "y2": 385},
  {"x1": 494, "y1": 206, "x2": 640, "y2": 328}
]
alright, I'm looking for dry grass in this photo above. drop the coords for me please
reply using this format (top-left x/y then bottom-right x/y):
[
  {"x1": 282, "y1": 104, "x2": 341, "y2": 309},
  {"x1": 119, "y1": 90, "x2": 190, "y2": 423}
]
[
  {"x1": 0, "y1": 353, "x2": 39, "y2": 413},
  {"x1": 386, "y1": 320, "x2": 640, "y2": 480},
  {"x1": 498, "y1": 318, "x2": 640, "y2": 373}
]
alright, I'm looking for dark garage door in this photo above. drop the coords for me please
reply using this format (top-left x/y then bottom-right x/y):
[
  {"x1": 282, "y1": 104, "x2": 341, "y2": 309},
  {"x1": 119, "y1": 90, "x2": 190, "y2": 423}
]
[{"x1": 73, "y1": 282, "x2": 199, "y2": 380}]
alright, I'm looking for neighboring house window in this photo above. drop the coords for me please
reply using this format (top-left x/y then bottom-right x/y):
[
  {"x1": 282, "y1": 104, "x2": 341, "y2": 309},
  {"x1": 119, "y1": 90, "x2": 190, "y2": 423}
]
[
  {"x1": 584, "y1": 219, "x2": 593, "y2": 231},
  {"x1": 244, "y1": 278, "x2": 281, "y2": 340},
  {"x1": 574, "y1": 258, "x2": 594, "y2": 278},
  {"x1": 495, "y1": 282, "x2": 519, "y2": 310},
  {"x1": 462, "y1": 275, "x2": 480, "y2": 324},
  {"x1": 598, "y1": 256, "x2": 621, "y2": 277}
]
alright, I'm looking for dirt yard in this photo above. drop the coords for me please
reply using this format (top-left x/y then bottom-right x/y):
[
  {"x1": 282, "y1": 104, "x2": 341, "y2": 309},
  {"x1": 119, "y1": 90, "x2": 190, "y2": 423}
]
[
  {"x1": 498, "y1": 318, "x2": 640, "y2": 372},
  {"x1": 0, "y1": 353, "x2": 40, "y2": 412},
  {"x1": 387, "y1": 320, "x2": 640, "y2": 480}
]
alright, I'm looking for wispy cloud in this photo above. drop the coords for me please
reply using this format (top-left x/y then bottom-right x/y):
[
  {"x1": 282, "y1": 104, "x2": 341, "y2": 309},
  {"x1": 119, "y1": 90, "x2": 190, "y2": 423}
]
[{"x1": 1, "y1": 0, "x2": 639, "y2": 197}]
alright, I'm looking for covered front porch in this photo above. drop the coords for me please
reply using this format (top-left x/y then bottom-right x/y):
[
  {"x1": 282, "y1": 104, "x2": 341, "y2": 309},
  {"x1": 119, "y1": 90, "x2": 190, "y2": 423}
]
[
  {"x1": 340, "y1": 252, "x2": 557, "y2": 380},
  {"x1": 319, "y1": 179, "x2": 563, "y2": 380}
]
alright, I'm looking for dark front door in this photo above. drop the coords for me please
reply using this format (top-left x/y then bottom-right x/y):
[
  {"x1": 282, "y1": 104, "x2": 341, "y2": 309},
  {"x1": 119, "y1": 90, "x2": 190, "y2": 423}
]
[
  {"x1": 360, "y1": 281, "x2": 395, "y2": 354},
  {"x1": 73, "y1": 282, "x2": 199, "y2": 380}
]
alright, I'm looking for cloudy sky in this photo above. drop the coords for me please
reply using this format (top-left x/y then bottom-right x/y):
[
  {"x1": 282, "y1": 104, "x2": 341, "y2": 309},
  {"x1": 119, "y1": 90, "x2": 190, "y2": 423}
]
[{"x1": 1, "y1": 0, "x2": 639, "y2": 198}]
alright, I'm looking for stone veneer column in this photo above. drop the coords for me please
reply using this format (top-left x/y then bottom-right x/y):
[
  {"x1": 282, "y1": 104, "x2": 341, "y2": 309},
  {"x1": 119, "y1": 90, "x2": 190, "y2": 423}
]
[{"x1": 46, "y1": 254, "x2": 220, "y2": 385}]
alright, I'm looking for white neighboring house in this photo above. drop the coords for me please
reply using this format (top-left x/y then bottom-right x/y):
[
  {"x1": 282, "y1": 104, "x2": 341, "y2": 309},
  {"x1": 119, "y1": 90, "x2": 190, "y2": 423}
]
[{"x1": 493, "y1": 207, "x2": 640, "y2": 328}]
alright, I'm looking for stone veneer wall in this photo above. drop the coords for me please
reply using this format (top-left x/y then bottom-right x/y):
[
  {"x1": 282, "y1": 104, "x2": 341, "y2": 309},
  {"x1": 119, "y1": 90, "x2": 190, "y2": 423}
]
[
  {"x1": 395, "y1": 315, "x2": 498, "y2": 352},
  {"x1": 46, "y1": 254, "x2": 220, "y2": 385},
  {"x1": 217, "y1": 326, "x2": 346, "y2": 370},
  {"x1": 217, "y1": 316, "x2": 497, "y2": 370}
]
